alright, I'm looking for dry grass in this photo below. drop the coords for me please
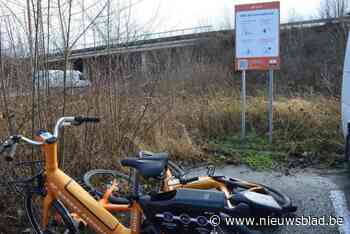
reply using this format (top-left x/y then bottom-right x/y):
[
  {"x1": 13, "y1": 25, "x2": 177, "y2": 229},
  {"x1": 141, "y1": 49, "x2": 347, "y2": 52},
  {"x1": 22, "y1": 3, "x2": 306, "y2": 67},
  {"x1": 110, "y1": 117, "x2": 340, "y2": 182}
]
[
  {"x1": 0, "y1": 80, "x2": 342, "y2": 172},
  {"x1": 0, "y1": 63, "x2": 344, "y2": 232},
  {"x1": 199, "y1": 94, "x2": 343, "y2": 168}
]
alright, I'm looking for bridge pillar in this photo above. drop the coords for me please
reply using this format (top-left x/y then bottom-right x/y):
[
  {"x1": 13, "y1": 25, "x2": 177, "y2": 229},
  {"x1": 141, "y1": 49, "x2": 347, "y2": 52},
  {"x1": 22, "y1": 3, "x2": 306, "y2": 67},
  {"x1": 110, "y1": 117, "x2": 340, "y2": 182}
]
[
  {"x1": 141, "y1": 52, "x2": 148, "y2": 73},
  {"x1": 82, "y1": 60, "x2": 89, "y2": 79}
]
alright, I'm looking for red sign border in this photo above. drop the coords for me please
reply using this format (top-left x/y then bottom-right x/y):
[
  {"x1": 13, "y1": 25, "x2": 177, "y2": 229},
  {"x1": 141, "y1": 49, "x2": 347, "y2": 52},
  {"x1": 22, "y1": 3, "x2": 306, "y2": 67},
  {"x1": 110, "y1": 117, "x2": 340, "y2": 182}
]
[{"x1": 235, "y1": 1, "x2": 280, "y2": 71}]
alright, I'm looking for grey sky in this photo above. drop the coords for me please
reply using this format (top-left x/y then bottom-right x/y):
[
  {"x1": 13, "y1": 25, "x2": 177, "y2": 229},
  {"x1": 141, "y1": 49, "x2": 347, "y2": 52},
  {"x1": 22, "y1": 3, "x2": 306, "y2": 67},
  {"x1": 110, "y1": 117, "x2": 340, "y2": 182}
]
[
  {"x1": 0, "y1": 0, "x2": 324, "y2": 51},
  {"x1": 135, "y1": 0, "x2": 322, "y2": 31},
  {"x1": 2, "y1": 0, "x2": 323, "y2": 32}
]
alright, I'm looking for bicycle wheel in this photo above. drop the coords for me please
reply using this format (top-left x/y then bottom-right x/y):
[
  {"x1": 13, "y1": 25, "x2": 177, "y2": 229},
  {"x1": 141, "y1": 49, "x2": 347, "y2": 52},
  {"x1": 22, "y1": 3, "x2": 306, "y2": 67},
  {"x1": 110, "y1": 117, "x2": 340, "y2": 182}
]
[
  {"x1": 167, "y1": 160, "x2": 186, "y2": 178},
  {"x1": 25, "y1": 192, "x2": 78, "y2": 234},
  {"x1": 83, "y1": 161, "x2": 184, "y2": 201},
  {"x1": 236, "y1": 181, "x2": 291, "y2": 209},
  {"x1": 83, "y1": 169, "x2": 132, "y2": 200},
  {"x1": 256, "y1": 184, "x2": 292, "y2": 210},
  {"x1": 220, "y1": 177, "x2": 294, "y2": 216}
]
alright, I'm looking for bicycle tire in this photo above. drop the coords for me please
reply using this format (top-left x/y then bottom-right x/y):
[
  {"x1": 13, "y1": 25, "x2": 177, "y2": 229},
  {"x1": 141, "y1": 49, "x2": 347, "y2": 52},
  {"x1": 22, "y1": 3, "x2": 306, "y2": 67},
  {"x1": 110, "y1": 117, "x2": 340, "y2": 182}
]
[
  {"x1": 220, "y1": 177, "x2": 293, "y2": 213},
  {"x1": 257, "y1": 183, "x2": 292, "y2": 210},
  {"x1": 25, "y1": 192, "x2": 78, "y2": 234},
  {"x1": 83, "y1": 162, "x2": 184, "y2": 200},
  {"x1": 83, "y1": 169, "x2": 133, "y2": 199},
  {"x1": 167, "y1": 160, "x2": 186, "y2": 178}
]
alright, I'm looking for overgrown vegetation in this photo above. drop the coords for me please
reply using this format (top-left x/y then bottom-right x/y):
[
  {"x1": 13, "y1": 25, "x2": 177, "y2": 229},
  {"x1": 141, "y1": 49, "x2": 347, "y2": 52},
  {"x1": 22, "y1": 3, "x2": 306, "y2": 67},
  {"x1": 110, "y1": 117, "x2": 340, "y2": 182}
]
[
  {"x1": 0, "y1": 0, "x2": 349, "y2": 232},
  {"x1": 206, "y1": 95, "x2": 343, "y2": 170}
]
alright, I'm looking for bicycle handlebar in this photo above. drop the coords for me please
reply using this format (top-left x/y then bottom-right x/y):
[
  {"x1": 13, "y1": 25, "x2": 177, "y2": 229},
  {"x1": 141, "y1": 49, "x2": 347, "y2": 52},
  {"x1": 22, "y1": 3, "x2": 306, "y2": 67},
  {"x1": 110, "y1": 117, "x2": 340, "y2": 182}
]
[
  {"x1": 0, "y1": 116, "x2": 100, "y2": 160},
  {"x1": 53, "y1": 117, "x2": 75, "y2": 137},
  {"x1": 74, "y1": 116, "x2": 100, "y2": 124},
  {"x1": 53, "y1": 116, "x2": 100, "y2": 137}
]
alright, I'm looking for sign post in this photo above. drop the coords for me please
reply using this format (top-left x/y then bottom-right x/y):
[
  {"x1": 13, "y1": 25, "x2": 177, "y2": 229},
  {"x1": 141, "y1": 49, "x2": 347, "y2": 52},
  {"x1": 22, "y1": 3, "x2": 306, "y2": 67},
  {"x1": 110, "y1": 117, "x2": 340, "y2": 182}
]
[
  {"x1": 235, "y1": 1, "x2": 280, "y2": 143},
  {"x1": 241, "y1": 69, "x2": 246, "y2": 141},
  {"x1": 268, "y1": 69, "x2": 274, "y2": 143}
]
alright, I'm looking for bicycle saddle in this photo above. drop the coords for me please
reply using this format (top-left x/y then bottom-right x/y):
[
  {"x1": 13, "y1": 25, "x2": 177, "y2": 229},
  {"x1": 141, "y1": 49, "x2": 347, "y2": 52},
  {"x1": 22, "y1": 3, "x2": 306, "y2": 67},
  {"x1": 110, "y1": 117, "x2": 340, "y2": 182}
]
[
  {"x1": 141, "y1": 151, "x2": 169, "y2": 163},
  {"x1": 121, "y1": 157, "x2": 167, "y2": 178}
]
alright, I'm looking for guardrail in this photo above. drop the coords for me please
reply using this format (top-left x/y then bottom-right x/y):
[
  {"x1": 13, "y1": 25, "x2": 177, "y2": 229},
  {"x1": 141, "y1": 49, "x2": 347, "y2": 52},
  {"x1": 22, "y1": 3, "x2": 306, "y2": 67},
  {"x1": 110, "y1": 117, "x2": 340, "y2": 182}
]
[
  {"x1": 281, "y1": 16, "x2": 350, "y2": 29},
  {"x1": 48, "y1": 25, "x2": 213, "y2": 55}
]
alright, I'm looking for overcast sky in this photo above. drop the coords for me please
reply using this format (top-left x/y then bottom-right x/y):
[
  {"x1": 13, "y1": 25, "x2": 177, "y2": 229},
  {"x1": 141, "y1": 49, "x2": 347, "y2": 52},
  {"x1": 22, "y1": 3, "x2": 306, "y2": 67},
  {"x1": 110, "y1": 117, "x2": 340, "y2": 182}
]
[
  {"x1": 2, "y1": 0, "x2": 324, "y2": 32},
  {"x1": 0, "y1": 0, "x2": 325, "y2": 51},
  {"x1": 135, "y1": 0, "x2": 322, "y2": 31}
]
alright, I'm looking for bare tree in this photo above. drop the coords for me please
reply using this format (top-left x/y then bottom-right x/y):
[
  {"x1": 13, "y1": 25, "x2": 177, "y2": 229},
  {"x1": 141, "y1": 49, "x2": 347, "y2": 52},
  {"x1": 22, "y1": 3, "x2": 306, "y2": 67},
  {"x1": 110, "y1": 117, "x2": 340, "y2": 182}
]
[
  {"x1": 0, "y1": 0, "x2": 166, "y2": 167},
  {"x1": 320, "y1": 0, "x2": 349, "y2": 18},
  {"x1": 318, "y1": 0, "x2": 350, "y2": 95}
]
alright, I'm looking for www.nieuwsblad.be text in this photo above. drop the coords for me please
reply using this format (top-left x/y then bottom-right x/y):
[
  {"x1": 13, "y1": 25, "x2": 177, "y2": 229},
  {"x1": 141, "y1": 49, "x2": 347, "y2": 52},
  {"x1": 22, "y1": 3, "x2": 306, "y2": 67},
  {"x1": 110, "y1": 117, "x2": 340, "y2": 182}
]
[{"x1": 209, "y1": 215, "x2": 344, "y2": 227}]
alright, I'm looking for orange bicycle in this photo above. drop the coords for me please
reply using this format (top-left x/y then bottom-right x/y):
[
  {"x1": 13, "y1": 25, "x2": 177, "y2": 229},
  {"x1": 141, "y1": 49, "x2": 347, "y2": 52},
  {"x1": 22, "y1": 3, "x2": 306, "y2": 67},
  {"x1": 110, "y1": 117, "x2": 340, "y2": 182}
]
[
  {"x1": 84, "y1": 151, "x2": 297, "y2": 219},
  {"x1": 1, "y1": 116, "x2": 258, "y2": 234}
]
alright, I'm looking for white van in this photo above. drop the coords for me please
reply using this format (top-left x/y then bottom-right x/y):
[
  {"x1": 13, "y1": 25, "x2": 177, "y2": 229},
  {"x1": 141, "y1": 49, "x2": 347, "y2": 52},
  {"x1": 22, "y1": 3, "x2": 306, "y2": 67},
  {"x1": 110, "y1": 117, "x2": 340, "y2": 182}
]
[
  {"x1": 341, "y1": 32, "x2": 350, "y2": 170},
  {"x1": 33, "y1": 70, "x2": 91, "y2": 89}
]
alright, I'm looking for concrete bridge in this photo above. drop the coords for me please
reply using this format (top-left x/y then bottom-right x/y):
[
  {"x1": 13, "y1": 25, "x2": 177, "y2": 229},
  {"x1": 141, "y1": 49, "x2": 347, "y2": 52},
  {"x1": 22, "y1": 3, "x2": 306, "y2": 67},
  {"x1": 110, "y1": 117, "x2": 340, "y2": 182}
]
[
  {"x1": 46, "y1": 16, "x2": 350, "y2": 76},
  {"x1": 47, "y1": 25, "x2": 215, "y2": 76}
]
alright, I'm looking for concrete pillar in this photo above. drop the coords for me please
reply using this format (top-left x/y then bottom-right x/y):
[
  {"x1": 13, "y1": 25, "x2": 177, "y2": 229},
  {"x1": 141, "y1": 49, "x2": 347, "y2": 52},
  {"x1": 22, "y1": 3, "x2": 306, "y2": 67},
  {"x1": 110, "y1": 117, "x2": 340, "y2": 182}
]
[
  {"x1": 141, "y1": 52, "x2": 148, "y2": 73},
  {"x1": 82, "y1": 60, "x2": 89, "y2": 79}
]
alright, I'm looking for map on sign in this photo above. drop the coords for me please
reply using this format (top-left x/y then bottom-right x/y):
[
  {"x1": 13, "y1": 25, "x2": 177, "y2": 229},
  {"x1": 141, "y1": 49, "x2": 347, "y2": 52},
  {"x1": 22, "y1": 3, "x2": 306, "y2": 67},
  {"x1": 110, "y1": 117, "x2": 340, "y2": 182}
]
[
  {"x1": 235, "y1": 2, "x2": 280, "y2": 70},
  {"x1": 236, "y1": 9, "x2": 279, "y2": 58}
]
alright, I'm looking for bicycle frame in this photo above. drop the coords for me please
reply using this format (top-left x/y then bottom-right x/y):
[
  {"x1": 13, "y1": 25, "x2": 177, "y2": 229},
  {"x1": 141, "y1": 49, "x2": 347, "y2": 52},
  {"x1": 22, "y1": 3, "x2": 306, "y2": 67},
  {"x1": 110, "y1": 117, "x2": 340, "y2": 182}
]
[
  {"x1": 163, "y1": 170, "x2": 264, "y2": 194},
  {"x1": 97, "y1": 167, "x2": 265, "y2": 213},
  {"x1": 164, "y1": 173, "x2": 231, "y2": 198},
  {"x1": 96, "y1": 168, "x2": 233, "y2": 212},
  {"x1": 38, "y1": 133, "x2": 139, "y2": 234}
]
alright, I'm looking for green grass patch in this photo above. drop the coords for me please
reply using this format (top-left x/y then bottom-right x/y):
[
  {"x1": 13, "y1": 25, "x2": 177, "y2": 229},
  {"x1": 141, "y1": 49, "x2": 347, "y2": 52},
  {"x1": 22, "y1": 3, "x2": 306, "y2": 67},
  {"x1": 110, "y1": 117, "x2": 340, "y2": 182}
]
[
  {"x1": 209, "y1": 132, "x2": 289, "y2": 153},
  {"x1": 208, "y1": 133, "x2": 287, "y2": 170},
  {"x1": 241, "y1": 152, "x2": 275, "y2": 170},
  {"x1": 208, "y1": 127, "x2": 344, "y2": 169}
]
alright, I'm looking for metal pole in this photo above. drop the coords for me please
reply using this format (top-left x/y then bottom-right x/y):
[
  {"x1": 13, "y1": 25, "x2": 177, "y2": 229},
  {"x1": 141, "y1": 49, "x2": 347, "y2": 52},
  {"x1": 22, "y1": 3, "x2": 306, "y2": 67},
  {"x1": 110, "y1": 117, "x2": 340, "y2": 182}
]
[
  {"x1": 268, "y1": 69, "x2": 274, "y2": 144},
  {"x1": 241, "y1": 70, "x2": 246, "y2": 141}
]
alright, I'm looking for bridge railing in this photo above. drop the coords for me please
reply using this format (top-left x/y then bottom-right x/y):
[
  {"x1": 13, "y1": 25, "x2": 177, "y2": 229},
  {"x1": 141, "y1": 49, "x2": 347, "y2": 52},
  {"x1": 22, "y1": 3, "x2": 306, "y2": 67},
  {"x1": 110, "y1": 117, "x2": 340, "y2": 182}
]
[{"x1": 48, "y1": 25, "x2": 213, "y2": 55}]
